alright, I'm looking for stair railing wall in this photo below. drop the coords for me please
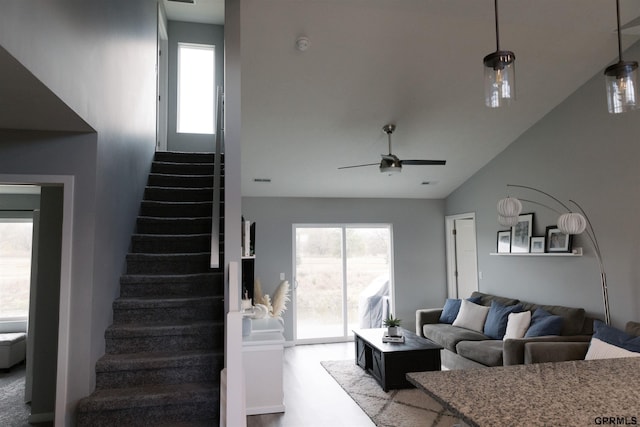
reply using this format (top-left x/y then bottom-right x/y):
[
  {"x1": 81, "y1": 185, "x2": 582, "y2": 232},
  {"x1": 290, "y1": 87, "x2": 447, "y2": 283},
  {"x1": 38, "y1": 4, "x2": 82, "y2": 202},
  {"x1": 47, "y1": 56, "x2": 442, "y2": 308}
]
[{"x1": 210, "y1": 87, "x2": 224, "y2": 269}]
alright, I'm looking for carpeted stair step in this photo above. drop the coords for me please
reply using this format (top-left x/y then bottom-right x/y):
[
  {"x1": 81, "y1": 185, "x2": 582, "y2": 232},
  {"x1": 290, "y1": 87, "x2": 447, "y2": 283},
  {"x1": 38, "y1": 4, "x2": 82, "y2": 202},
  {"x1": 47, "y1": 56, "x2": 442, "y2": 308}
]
[
  {"x1": 76, "y1": 382, "x2": 218, "y2": 427},
  {"x1": 154, "y1": 151, "x2": 215, "y2": 163},
  {"x1": 151, "y1": 161, "x2": 218, "y2": 176},
  {"x1": 119, "y1": 273, "x2": 223, "y2": 298},
  {"x1": 136, "y1": 217, "x2": 214, "y2": 235},
  {"x1": 130, "y1": 234, "x2": 211, "y2": 254},
  {"x1": 144, "y1": 186, "x2": 217, "y2": 203},
  {"x1": 139, "y1": 200, "x2": 216, "y2": 218},
  {"x1": 126, "y1": 253, "x2": 213, "y2": 275},
  {"x1": 147, "y1": 174, "x2": 215, "y2": 189},
  {"x1": 112, "y1": 296, "x2": 223, "y2": 324},
  {"x1": 95, "y1": 350, "x2": 222, "y2": 389},
  {"x1": 105, "y1": 322, "x2": 223, "y2": 354}
]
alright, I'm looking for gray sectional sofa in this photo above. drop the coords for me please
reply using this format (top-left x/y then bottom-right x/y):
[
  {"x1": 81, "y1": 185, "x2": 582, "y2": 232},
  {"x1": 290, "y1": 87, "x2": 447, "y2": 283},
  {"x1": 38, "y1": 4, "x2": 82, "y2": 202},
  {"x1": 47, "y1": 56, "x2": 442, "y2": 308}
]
[{"x1": 415, "y1": 291, "x2": 595, "y2": 370}]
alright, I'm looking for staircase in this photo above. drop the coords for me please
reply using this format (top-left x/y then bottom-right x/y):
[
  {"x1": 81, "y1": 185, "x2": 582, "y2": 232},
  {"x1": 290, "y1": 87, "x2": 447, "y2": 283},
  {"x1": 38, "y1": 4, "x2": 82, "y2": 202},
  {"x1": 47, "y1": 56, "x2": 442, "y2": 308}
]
[{"x1": 77, "y1": 151, "x2": 224, "y2": 426}]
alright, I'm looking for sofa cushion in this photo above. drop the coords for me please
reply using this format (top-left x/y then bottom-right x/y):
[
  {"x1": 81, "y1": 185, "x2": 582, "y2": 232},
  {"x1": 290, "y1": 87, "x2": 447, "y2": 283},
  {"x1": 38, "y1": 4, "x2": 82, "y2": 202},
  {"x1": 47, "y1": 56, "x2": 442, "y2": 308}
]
[
  {"x1": 456, "y1": 340, "x2": 504, "y2": 367},
  {"x1": 590, "y1": 320, "x2": 640, "y2": 353},
  {"x1": 470, "y1": 291, "x2": 519, "y2": 308},
  {"x1": 626, "y1": 321, "x2": 640, "y2": 337},
  {"x1": 484, "y1": 301, "x2": 524, "y2": 339},
  {"x1": 503, "y1": 310, "x2": 532, "y2": 340},
  {"x1": 519, "y1": 302, "x2": 585, "y2": 335},
  {"x1": 422, "y1": 323, "x2": 488, "y2": 353},
  {"x1": 525, "y1": 309, "x2": 564, "y2": 337},
  {"x1": 439, "y1": 296, "x2": 482, "y2": 324},
  {"x1": 585, "y1": 338, "x2": 640, "y2": 360},
  {"x1": 453, "y1": 300, "x2": 490, "y2": 333}
]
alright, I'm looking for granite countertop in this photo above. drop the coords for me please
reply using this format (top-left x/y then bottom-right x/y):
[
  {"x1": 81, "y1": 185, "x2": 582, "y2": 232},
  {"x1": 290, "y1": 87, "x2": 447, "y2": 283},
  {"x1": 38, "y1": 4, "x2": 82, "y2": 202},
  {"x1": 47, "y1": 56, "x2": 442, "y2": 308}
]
[{"x1": 407, "y1": 357, "x2": 640, "y2": 426}]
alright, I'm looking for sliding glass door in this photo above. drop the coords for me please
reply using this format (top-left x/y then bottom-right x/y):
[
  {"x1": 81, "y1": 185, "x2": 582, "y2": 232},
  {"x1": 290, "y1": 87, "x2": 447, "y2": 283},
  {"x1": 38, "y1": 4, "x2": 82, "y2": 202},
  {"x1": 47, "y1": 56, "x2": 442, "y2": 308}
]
[{"x1": 293, "y1": 225, "x2": 393, "y2": 343}]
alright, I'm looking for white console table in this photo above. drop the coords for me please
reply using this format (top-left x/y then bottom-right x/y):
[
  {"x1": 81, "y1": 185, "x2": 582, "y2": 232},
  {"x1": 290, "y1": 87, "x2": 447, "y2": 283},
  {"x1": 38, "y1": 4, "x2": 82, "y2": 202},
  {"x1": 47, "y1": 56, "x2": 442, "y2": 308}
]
[{"x1": 242, "y1": 317, "x2": 285, "y2": 415}]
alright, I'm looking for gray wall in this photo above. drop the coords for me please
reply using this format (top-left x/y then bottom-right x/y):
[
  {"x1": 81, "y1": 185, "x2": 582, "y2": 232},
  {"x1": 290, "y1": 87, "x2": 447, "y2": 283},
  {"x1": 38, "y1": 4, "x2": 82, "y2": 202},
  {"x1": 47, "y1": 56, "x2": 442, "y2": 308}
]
[
  {"x1": 446, "y1": 41, "x2": 640, "y2": 328},
  {"x1": 167, "y1": 21, "x2": 225, "y2": 152},
  {"x1": 30, "y1": 186, "x2": 63, "y2": 416},
  {"x1": 0, "y1": 1, "x2": 157, "y2": 424},
  {"x1": 242, "y1": 197, "x2": 447, "y2": 341}
]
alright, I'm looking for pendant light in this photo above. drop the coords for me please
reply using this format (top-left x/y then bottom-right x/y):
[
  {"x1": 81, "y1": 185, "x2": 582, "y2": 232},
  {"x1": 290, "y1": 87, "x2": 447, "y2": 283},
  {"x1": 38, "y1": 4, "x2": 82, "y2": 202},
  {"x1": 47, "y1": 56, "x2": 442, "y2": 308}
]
[
  {"x1": 483, "y1": 0, "x2": 515, "y2": 108},
  {"x1": 605, "y1": 0, "x2": 639, "y2": 114}
]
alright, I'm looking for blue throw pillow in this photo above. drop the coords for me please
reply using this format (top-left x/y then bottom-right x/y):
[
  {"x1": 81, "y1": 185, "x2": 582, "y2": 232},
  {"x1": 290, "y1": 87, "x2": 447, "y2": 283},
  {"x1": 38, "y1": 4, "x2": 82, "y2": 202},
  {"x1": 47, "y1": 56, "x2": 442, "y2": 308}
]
[
  {"x1": 483, "y1": 301, "x2": 523, "y2": 339},
  {"x1": 439, "y1": 296, "x2": 482, "y2": 324},
  {"x1": 525, "y1": 308, "x2": 564, "y2": 337},
  {"x1": 439, "y1": 299, "x2": 461, "y2": 324},
  {"x1": 592, "y1": 320, "x2": 640, "y2": 352}
]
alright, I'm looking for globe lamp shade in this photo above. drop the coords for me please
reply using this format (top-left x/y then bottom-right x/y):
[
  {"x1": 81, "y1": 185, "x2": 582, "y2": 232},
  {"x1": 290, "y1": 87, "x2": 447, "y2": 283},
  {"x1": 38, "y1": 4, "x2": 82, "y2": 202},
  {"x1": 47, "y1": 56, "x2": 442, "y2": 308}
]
[
  {"x1": 496, "y1": 196, "x2": 522, "y2": 218},
  {"x1": 498, "y1": 214, "x2": 519, "y2": 227},
  {"x1": 557, "y1": 212, "x2": 587, "y2": 235}
]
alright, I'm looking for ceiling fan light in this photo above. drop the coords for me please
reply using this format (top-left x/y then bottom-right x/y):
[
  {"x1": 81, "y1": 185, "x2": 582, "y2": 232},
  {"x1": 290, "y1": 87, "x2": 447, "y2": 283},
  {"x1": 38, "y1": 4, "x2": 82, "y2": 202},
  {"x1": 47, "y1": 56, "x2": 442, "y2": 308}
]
[
  {"x1": 379, "y1": 158, "x2": 402, "y2": 174},
  {"x1": 484, "y1": 51, "x2": 516, "y2": 108},
  {"x1": 605, "y1": 61, "x2": 639, "y2": 114}
]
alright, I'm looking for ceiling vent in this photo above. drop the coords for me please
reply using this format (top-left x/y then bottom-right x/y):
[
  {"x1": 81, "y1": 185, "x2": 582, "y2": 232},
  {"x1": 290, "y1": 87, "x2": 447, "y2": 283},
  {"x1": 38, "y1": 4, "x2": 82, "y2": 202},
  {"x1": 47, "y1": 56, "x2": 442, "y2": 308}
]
[{"x1": 168, "y1": 0, "x2": 195, "y2": 4}]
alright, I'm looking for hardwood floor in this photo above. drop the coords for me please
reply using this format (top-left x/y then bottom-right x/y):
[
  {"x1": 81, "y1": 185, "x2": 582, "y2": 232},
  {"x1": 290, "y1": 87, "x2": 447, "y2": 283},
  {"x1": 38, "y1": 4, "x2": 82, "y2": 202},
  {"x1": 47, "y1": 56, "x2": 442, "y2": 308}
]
[{"x1": 246, "y1": 342, "x2": 375, "y2": 427}]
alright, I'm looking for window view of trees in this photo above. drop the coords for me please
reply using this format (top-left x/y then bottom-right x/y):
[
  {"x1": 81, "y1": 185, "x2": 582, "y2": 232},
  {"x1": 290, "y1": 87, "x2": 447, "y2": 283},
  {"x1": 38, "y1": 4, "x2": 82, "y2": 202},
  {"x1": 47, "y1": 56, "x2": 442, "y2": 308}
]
[{"x1": 0, "y1": 221, "x2": 33, "y2": 319}]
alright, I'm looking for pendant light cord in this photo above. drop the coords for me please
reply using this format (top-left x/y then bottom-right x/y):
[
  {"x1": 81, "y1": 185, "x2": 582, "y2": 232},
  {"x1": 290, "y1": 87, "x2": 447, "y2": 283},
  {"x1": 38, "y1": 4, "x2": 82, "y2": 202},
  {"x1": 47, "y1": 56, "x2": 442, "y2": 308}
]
[
  {"x1": 494, "y1": 0, "x2": 501, "y2": 51},
  {"x1": 616, "y1": 0, "x2": 623, "y2": 62}
]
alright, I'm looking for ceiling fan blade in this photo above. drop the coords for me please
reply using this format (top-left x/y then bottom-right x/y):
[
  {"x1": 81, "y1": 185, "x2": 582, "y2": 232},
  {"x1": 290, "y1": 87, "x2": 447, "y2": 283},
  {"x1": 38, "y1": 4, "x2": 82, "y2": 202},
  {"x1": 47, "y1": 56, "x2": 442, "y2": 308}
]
[
  {"x1": 338, "y1": 163, "x2": 380, "y2": 170},
  {"x1": 401, "y1": 159, "x2": 446, "y2": 166}
]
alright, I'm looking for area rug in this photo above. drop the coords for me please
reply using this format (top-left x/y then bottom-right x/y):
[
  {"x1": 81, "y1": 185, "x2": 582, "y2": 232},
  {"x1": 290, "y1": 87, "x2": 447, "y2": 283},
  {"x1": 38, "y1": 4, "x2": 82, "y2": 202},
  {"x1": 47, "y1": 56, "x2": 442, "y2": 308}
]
[{"x1": 321, "y1": 360, "x2": 461, "y2": 427}]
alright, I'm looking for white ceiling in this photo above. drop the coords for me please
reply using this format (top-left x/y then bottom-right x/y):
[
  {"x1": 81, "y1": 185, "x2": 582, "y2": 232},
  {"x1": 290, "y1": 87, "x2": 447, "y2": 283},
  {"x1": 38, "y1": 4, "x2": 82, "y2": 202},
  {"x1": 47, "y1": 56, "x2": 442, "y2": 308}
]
[{"x1": 146, "y1": 1, "x2": 640, "y2": 199}]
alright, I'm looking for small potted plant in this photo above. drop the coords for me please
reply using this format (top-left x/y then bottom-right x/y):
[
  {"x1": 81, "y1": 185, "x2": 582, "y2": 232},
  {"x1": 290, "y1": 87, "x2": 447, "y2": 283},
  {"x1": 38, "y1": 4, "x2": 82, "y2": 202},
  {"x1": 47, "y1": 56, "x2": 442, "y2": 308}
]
[{"x1": 383, "y1": 314, "x2": 402, "y2": 337}]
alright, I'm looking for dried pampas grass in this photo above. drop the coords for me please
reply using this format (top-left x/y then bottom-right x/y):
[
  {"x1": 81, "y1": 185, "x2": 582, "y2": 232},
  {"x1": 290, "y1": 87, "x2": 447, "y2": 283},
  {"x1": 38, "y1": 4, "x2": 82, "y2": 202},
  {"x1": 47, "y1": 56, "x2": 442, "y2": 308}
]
[
  {"x1": 253, "y1": 278, "x2": 265, "y2": 306},
  {"x1": 271, "y1": 280, "x2": 291, "y2": 318}
]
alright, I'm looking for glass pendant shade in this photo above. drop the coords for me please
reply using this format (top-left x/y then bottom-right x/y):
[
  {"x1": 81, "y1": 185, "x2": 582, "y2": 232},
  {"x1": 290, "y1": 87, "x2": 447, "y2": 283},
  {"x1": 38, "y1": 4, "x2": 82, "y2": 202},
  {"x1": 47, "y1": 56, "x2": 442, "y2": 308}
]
[
  {"x1": 557, "y1": 212, "x2": 587, "y2": 235},
  {"x1": 484, "y1": 51, "x2": 516, "y2": 108},
  {"x1": 496, "y1": 196, "x2": 522, "y2": 218},
  {"x1": 605, "y1": 61, "x2": 639, "y2": 114}
]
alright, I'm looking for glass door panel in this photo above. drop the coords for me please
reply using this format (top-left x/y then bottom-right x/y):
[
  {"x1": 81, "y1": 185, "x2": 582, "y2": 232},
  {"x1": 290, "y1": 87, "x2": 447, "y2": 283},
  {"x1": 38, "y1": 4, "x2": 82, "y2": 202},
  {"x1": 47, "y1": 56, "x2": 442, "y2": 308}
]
[
  {"x1": 294, "y1": 225, "x2": 393, "y2": 343},
  {"x1": 294, "y1": 227, "x2": 343, "y2": 340},
  {"x1": 346, "y1": 227, "x2": 392, "y2": 333}
]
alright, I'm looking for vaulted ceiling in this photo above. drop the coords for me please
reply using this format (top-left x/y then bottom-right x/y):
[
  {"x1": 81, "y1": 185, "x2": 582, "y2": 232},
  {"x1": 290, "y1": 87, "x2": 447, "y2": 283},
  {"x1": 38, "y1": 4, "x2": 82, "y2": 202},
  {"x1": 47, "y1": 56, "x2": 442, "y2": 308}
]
[{"x1": 166, "y1": 0, "x2": 640, "y2": 199}]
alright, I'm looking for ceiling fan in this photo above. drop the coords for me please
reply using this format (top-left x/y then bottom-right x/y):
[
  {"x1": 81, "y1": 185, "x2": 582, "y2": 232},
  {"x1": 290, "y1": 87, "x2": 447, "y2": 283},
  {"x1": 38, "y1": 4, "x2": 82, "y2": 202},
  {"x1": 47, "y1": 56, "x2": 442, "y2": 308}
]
[{"x1": 339, "y1": 124, "x2": 446, "y2": 174}]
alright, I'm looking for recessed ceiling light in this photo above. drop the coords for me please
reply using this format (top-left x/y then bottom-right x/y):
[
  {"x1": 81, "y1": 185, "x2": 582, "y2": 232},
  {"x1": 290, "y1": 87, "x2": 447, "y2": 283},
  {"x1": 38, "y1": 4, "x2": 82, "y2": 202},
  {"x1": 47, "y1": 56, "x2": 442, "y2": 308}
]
[{"x1": 253, "y1": 178, "x2": 271, "y2": 183}]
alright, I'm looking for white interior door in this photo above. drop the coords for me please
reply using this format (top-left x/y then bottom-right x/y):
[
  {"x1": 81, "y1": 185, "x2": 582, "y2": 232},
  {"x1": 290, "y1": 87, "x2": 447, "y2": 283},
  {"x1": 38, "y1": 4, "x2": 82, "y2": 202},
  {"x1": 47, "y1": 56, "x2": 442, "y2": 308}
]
[
  {"x1": 445, "y1": 214, "x2": 478, "y2": 299},
  {"x1": 454, "y1": 218, "x2": 478, "y2": 298}
]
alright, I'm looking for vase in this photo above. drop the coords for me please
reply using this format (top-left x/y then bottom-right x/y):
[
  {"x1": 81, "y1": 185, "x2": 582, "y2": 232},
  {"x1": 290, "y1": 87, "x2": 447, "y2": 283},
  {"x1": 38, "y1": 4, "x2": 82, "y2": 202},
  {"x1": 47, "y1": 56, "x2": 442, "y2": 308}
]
[{"x1": 387, "y1": 326, "x2": 398, "y2": 337}]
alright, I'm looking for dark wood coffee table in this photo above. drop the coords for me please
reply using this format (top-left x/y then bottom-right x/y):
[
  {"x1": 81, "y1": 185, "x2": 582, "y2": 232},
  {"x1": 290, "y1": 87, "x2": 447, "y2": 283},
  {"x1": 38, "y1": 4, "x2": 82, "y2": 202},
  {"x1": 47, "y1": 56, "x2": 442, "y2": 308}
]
[{"x1": 353, "y1": 327, "x2": 442, "y2": 391}]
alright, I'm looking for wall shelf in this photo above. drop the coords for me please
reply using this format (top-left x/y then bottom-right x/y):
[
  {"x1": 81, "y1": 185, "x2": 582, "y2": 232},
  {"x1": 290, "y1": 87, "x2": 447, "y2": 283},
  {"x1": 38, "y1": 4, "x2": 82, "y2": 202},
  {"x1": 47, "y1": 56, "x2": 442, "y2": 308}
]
[{"x1": 490, "y1": 247, "x2": 582, "y2": 257}]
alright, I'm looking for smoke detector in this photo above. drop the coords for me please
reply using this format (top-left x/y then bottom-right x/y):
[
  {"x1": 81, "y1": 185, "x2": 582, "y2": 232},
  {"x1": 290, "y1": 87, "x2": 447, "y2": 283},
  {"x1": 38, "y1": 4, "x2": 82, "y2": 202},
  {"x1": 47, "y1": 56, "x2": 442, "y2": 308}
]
[{"x1": 296, "y1": 36, "x2": 310, "y2": 51}]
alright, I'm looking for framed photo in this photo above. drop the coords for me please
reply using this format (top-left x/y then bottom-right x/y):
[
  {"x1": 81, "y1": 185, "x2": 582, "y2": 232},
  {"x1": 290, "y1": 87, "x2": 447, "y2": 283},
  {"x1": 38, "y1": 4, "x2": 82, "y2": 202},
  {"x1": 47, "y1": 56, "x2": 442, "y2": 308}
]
[
  {"x1": 546, "y1": 226, "x2": 573, "y2": 253},
  {"x1": 511, "y1": 213, "x2": 534, "y2": 253},
  {"x1": 497, "y1": 230, "x2": 511, "y2": 253},
  {"x1": 530, "y1": 236, "x2": 545, "y2": 253}
]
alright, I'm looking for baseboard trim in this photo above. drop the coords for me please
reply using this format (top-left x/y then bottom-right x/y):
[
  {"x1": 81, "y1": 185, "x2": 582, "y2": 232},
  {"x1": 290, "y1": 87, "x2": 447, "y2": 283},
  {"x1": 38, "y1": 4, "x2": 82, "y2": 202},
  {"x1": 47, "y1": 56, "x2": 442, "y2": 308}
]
[{"x1": 29, "y1": 412, "x2": 54, "y2": 423}]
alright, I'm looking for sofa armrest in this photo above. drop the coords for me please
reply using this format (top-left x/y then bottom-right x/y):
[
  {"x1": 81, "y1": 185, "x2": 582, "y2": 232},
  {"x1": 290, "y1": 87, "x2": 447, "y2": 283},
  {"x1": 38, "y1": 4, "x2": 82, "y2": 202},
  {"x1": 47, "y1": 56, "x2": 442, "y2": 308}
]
[
  {"x1": 503, "y1": 335, "x2": 591, "y2": 366},
  {"x1": 415, "y1": 308, "x2": 443, "y2": 337},
  {"x1": 524, "y1": 341, "x2": 589, "y2": 364}
]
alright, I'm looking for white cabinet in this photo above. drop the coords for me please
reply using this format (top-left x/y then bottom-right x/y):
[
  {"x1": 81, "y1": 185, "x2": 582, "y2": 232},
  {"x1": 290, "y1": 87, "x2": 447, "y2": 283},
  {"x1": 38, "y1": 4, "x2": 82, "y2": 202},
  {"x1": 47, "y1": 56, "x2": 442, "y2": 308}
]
[{"x1": 242, "y1": 318, "x2": 285, "y2": 415}]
